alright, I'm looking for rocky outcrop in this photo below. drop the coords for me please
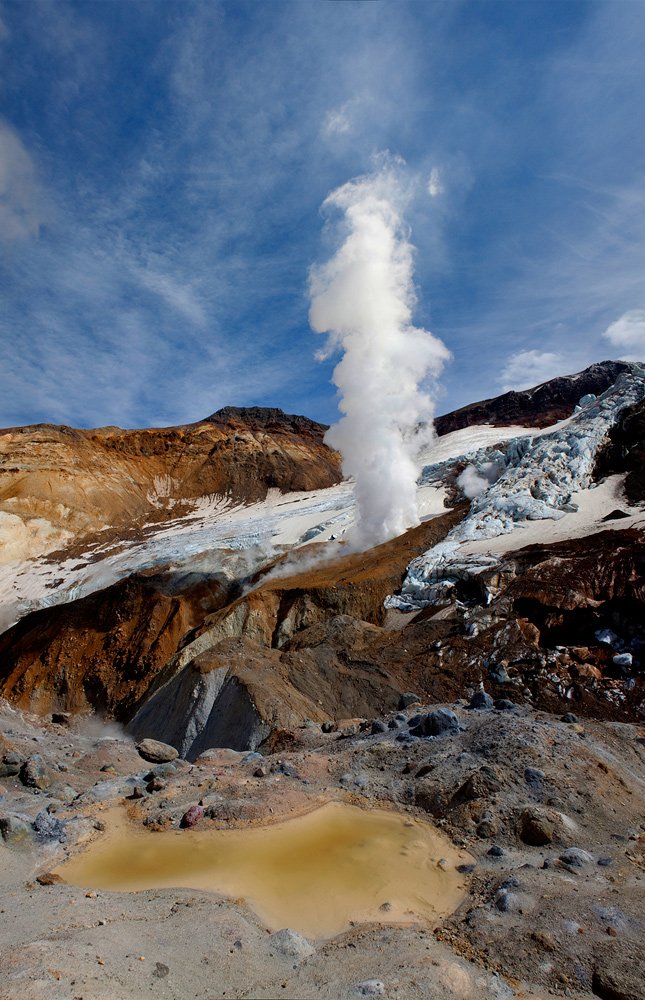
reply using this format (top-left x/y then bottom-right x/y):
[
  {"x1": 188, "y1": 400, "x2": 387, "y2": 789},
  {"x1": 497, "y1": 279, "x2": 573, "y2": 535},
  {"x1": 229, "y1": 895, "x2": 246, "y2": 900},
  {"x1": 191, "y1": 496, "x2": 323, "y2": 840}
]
[
  {"x1": 0, "y1": 573, "x2": 215, "y2": 718},
  {"x1": 434, "y1": 360, "x2": 633, "y2": 435},
  {"x1": 594, "y1": 396, "x2": 645, "y2": 504}
]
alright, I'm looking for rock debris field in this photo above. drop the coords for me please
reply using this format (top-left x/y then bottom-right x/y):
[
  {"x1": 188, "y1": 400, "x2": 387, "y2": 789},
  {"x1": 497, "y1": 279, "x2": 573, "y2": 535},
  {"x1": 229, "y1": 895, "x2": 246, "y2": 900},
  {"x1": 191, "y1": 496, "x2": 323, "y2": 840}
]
[{"x1": 0, "y1": 695, "x2": 643, "y2": 1000}]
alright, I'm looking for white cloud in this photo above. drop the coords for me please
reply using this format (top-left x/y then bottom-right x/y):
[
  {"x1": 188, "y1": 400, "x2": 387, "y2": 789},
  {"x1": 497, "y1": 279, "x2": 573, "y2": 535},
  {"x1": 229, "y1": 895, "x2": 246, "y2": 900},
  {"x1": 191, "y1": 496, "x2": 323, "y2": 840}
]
[
  {"x1": 0, "y1": 119, "x2": 46, "y2": 242},
  {"x1": 322, "y1": 100, "x2": 357, "y2": 138},
  {"x1": 499, "y1": 350, "x2": 565, "y2": 392},
  {"x1": 602, "y1": 309, "x2": 645, "y2": 361},
  {"x1": 427, "y1": 167, "x2": 444, "y2": 198}
]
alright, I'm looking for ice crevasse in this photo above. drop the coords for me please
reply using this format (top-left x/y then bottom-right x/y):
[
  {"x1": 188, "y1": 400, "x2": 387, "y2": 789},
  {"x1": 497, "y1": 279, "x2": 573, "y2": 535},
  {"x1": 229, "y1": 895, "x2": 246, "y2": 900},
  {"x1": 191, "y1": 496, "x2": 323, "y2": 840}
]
[{"x1": 386, "y1": 366, "x2": 645, "y2": 611}]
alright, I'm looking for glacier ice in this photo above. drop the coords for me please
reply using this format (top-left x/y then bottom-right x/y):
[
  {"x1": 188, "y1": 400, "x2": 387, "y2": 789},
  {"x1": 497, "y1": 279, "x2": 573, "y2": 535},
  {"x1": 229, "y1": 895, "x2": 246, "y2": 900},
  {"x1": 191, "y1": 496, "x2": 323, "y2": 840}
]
[{"x1": 387, "y1": 366, "x2": 645, "y2": 611}]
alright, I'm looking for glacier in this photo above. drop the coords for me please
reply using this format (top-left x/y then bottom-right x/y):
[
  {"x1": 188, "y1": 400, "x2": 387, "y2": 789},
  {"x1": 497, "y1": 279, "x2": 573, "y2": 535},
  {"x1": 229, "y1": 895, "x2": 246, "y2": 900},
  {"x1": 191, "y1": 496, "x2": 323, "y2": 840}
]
[{"x1": 386, "y1": 365, "x2": 645, "y2": 611}]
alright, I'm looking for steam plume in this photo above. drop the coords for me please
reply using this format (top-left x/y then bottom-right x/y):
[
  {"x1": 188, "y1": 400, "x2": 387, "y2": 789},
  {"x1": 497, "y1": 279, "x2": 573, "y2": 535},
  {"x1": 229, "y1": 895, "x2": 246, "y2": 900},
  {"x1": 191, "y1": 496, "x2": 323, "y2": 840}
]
[{"x1": 309, "y1": 161, "x2": 450, "y2": 548}]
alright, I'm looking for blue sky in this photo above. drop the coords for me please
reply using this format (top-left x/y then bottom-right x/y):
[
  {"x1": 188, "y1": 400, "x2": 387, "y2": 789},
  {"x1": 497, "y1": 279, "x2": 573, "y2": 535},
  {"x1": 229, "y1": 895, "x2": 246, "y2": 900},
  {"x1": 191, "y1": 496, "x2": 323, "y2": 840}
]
[{"x1": 0, "y1": 0, "x2": 644, "y2": 429}]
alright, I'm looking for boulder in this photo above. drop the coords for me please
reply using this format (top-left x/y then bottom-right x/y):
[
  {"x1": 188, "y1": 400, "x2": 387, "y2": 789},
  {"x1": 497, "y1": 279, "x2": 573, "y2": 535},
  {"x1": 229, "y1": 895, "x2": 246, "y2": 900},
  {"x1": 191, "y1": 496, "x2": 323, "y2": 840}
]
[
  {"x1": 20, "y1": 754, "x2": 50, "y2": 790},
  {"x1": 0, "y1": 812, "x2": 33, "y2": 845},
  {"x1": 136, "y1": 739, "x2": 179, "y2": 764},
  {"x1": 518, "y1": 808, "x2": 554, "y2": 846},
  {"x1": 412, "y1": 708, "x2": 460, "y2": 737}
]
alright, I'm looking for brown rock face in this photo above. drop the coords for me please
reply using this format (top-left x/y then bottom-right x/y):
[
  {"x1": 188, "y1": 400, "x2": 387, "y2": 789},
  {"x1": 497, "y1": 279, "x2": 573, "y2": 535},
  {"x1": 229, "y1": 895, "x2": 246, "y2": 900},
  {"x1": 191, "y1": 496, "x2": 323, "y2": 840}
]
[
  {"x1": 0, "y1": 573, "x2": 211, "y2": 719},
  {"x1": 434, "y1": 360, "x2": 631, "y2": 435},
  {"x1": 0, "y1": 407, "x2": 341, "y2": 561},
  {"x1": 0, "y1": 508, "x2": 466, "y2": 729}
]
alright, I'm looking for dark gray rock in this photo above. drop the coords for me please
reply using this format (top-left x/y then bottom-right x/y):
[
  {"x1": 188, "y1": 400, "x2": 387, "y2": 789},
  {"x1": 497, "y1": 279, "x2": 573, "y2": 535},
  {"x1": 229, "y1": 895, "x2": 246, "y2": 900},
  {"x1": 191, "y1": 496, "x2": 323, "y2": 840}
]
[
  {"x1": 370, "y1": 720, "x2": 388, "y2": 734},
  {"x1": 524, "y1": 767, "x2": 545, "y2": 786},
  {"x1": 152, "y1": 962, "x2": 170, "y2": 979},
  {"x1": 561, "y1": 713, "x2": 579, "y2": 723},
  {"x1": 494, "y1": 889, "x2": 520, "y2": 913},
  {"x1": 412, "y1": 708, "x2": 459, "y2": 738},
  {"x1": 321, "y1": 721, "x2": 335, "y2": 733},
  {"x1": 488, "y1": 845, "x2": 505, "y2": 857},
  {"x1": 559, "y1": 847, "x2": 593, "y2": 868},
  {"x1": 494, "y1": 699, "x2": 516, "y2": 711},
  {"x1": 398, "y1": 692, "x2": 421, "y2": 709},
  {"x1": 33, "y1": 810, "x2": 66, "y2": 843},
  {"x1": 469, "y1": 687, "x2": 494, "y2": 710}
]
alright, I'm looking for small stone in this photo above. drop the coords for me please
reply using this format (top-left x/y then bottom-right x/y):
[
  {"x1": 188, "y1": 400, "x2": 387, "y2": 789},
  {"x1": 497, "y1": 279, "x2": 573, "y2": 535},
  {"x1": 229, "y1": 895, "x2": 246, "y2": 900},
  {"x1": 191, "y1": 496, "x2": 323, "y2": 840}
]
[
  {"x1": 494, "y1": 699, "x2": 515, "y2": 711},
  {"x1": 597, "y1": 856, "x2": 613, "y2": 867},
  {"x1": 143, "y1": 762, "x2": 177, "y2": 781},
  {"x1": 269, "y1": 928, "x2": 315, "y2": 960},
  {"x1": 136, "y1": 739, "x2": 178, "y2": 764},
  {"x1": 100, "y1": 764, "x2": 117, "y2": 774},
  {"x1": 0, "y1": 752, "x2": 23, "y2": 778},
  {"x1": 387, "y1": 719, "x2": 399, "y2": 729},
  {"x1": 531, "y1": 930, "x2": 557, "y2": 952},
  {"x1": 321, "y1": 721, "x2": 335, "y2": 733},
  {"x1": 129, "y1": 786, "x2": 146, "y2": 799},
  {"x1": 146, "y1": 777, "x2": 167, "y2": 793},
  {"x1": 379, "y1": 901, "x2": 392, "y2": 912},
  {"x1": 519, "y1": 808, "x2": 554, "y2": 846},
  {"x1": 355, "y1": 981, "x2": 385, "y2": 997},
  {"x1": 524, "y1": 767, "x2": 545, "y2": 785},
  {"x1": 398, "y1": 692, "x2": 421, "y2": 709},
  {"x1": 370, "y1": 720, "x2": 388, "y2": 734},
  {"x1": 180, "y1": 805, "x2": 204, "y2": 829},
  {"x1": 494, "y1": 889, "x2": 519, "y2": 913},
  {"x1": 476, "y1": 814, "x2": 498, "y2": 838},
  {"x1": 560, "y1": 713, "x2": 579, "y2": 724},
  {"x1": 488, "y1": 845, "x2": 505, "y2": 857},
  {"x1": 559, "y1": 848, "x2": 593, "y2": 868},
  {"x1": 36, "y1": 871, "x2": 64, "y2": 885},
  {"x1": 253, "y1": 765, "x2": 268, "y2": 778},
  {"x1": 152, "y1": 962, "x2": 169, "y2": 979},
  {"x1": 20, "y1": 754, "x2": 50, "y2": 790},
  {"x1": 457, "y1": 863, "x2": 476, "y2": 874},
  {"x1": 612, "y1": 652, "x2": 633, "y2": 669}
]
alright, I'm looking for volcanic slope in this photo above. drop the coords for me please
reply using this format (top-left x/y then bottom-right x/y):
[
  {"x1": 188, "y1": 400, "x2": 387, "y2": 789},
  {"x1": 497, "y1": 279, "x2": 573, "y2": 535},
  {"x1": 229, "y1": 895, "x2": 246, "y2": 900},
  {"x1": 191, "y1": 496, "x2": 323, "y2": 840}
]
[{"x1": 0, "y1": 361, "x2": 643, "y2": 752}]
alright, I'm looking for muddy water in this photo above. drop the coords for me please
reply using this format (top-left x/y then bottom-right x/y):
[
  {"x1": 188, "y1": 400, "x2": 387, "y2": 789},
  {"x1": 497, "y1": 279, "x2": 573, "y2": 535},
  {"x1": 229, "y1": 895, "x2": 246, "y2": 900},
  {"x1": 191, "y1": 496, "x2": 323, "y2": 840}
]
[{"x1": 57, "y1": 802, "x2": 471, "y2": 939}]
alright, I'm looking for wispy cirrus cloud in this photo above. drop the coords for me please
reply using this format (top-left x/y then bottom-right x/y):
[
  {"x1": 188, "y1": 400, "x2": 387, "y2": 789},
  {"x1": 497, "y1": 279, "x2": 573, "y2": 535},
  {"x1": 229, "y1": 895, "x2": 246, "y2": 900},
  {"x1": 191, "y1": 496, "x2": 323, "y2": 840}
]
[{"x1": 0, "y1": 119, "x2": 47, "y2": 242}]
